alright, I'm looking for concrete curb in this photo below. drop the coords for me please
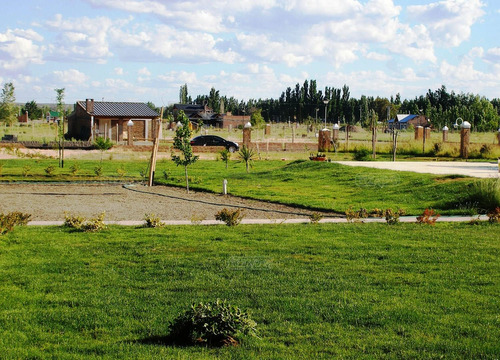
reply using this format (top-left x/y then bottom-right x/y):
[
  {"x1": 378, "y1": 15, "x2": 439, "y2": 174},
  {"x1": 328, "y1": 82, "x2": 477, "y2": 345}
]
[{"x1": 27, "y1": 215, "x2": 489, "y2": 226}]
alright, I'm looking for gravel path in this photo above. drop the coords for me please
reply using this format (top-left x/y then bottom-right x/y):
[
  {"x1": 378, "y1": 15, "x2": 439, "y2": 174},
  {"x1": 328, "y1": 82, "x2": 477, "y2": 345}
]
[{"x1": 0, "y1": 183, "x2": 330, "y2": 221}]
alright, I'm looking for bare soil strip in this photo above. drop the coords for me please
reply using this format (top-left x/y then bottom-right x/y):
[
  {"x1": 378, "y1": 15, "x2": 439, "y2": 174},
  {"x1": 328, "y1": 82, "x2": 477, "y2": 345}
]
[{"x1": 0, "y1": 183, "x2": 333, "y2": 221}]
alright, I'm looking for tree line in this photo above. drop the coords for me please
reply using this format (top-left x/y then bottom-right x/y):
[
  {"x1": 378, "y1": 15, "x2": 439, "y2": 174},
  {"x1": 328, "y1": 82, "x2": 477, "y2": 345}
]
[
  {"x1": 2, "y1": 81, "x2": 499, "y2": 132},
  {"x1": 174, "y1": 82, "x2": 500, "y2": 131}
]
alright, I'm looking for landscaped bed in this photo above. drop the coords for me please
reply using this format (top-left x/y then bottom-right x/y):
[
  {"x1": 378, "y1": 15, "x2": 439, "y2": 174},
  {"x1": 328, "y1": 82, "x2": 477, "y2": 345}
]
[{"x1": 0, "y1": 223, "x2": 498, "y2": 358}]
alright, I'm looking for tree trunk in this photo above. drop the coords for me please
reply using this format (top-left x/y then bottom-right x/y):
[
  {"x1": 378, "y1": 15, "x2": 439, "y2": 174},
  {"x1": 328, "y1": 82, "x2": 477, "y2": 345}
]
[
  {"x1": 184, "y1": 165, "x2": 189, "y2": 193},
  {"x1": 372, "y1": 126, "x2": 377, "y2": 159}
]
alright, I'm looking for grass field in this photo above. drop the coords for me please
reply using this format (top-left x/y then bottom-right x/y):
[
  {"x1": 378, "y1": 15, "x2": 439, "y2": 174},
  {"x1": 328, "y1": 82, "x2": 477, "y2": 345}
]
[
  {"x1": 0, "y1": 158, "x2": 480, "y2": 215},
  {"x1": 0, "y1": 223, "x2": 498, "y2": 359}
]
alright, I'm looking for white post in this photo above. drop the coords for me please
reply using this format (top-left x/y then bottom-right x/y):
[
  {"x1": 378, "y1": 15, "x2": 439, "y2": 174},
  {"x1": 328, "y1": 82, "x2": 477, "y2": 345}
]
[{"x1": 222, "y1": 179, "x2": 228, "y2": 195}]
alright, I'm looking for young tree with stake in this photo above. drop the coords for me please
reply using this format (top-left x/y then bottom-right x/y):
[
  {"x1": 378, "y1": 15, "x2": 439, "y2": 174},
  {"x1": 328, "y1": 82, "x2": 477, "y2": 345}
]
[{"x1": 172, "y1": 110, "x2": 198, "y2": 192}]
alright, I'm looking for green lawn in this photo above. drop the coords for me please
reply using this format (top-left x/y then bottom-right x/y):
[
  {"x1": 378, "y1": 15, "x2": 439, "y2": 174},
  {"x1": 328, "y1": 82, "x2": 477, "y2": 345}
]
[
  {"x1": 0, "y1": 223, "x2": 499, "y2": 359},
  {"x1": 0, "y1": 158, "x2": 481, "y2": 215}
]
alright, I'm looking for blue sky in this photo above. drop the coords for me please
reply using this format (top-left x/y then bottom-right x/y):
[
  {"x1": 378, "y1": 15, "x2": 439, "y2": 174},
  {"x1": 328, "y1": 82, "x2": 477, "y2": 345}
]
[{"x1": 1, "y1": 0, "x2": 499, "y2": 106}]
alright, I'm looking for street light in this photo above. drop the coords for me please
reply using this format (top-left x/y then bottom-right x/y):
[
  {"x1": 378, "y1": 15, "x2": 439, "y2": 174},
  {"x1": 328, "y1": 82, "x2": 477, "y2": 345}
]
[{"x1": 323, "y1": 99, "x2": 328, "y2": 129}]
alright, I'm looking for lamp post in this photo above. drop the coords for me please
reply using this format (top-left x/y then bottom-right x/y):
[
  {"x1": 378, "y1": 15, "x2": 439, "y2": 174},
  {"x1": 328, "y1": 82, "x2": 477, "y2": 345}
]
[
  {"x1": 323, "y1": 99, "x2": 328, "y2": 129},
  {"x1": 127, "y1": 119, "x2": 134, "y2": 146}
]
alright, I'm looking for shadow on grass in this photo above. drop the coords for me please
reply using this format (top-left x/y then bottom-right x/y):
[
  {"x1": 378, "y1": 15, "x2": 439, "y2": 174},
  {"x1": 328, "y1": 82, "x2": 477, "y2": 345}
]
[{"x1": 132, "y1": 334, "x2": 191, "y2": 348}]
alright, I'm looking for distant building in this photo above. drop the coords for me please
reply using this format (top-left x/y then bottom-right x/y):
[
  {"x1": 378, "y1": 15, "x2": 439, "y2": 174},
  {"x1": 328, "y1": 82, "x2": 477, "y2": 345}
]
[
  {"x1": 18, "y1": 112, "x2": 29, "y2": 123},
  {"x1": 67, "y1": 99, "x2": 160, "y2": 142},
  {"x1": 173, "y1": 104, "x2": 223, "y2": 128},
  {"x1": 388, "y1": 114, "x2": 428, "y2": 130},
  {"x1": 46, "y1": 110, "x2": 60, "y2": 122}
]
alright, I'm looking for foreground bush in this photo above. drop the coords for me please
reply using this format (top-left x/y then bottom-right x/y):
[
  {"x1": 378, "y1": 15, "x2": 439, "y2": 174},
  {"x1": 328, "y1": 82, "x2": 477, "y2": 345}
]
[
  {"x1": 215, "y1": 208, "x2": 245, "y2": 226},
  {"x1": 143, "y1": 213, "x2": 165, "y2": 228},
  {"x1": 168, "y1": 299, "x2": 257, "y2": 346},
  {"x1": 64, "y1": 212, "x2": 106, "y2": 232},
  {"x1": 0, "y1": 212, "x2": 31, "y2": 235},
  {"x1": 466, "y1": 178, "x2": 500, "y2": 212}
]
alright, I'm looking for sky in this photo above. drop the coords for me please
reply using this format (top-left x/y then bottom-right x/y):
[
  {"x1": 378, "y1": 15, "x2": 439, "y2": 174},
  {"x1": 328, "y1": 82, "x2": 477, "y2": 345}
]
[{"x1": 1, "y1": 0, "x2": 499, "y2": 106}]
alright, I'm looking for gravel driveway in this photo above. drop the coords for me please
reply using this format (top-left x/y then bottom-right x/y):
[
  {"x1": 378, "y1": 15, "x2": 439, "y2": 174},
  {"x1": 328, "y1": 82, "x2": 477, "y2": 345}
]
[{"x1": 0, "y1": 183, "x2": 324, "y2": 221}]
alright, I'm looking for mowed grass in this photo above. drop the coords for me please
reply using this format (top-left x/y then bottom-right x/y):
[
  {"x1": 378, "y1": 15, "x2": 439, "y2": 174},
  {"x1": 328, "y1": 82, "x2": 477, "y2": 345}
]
[
  {"x1": 157, "y1": 159, "x2": 474, "y2": 215},
  {"x1": 0, "y1": 223, "x2": 498, "y2": 359},
  {"x1": 0, "y1": 158, "x2": 476, "y2": 214}
]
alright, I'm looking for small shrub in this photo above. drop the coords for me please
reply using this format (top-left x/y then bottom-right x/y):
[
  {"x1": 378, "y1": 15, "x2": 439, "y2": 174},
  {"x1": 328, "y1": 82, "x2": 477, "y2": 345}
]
[
  {"x1": 163, "y1": 170, "x2": 169, "y2": 180},
  {"x1": 44, "y1": 165, "x2": 56, "y2": 177},
  {"x1": 168, "y1": 299, "x2": 257, "y2": 347},
  {"x1": 370, "y1": 208, "x2": 385, "y2": 218},
  {"x1": 0, "y1": 212, "x2": 31, "y2": 235},
  {"x1": 416, "y1": 208, "x2": 441, "y2": 225},
  {"x1": 465, "y1": 179, "x2": 500, "y2": 213},
  {"x1": 116, "y1": 167, "x2": 126, "y2": 177},
  {"x1": 479, "y1": 144, "x2": 492, "y2": 158},
  {"x1": 309, "y1": 212, "x2": 323, "y2": 224},
  {"x1": 384, "y1": 208, "x2": 405, "y2": 225},
  {"x1": 487, "y1": 207, "x2": 500, "y2": 223},
  {"x1": 63, "y1": 212, "x2": 106, "y2": 232},
  {"x1": 190, "y1": 214, "x2": 205, "y2": 225},
  {"x1": 81, "y1": 213, "x2": 106, "y2": 232},
  {"x1": 345, "y1": 207, "x2": 368, "y2": 222},
  {"x1": 22, "y1": 165, "x2": 31, "y2": 177},
  {"x1": 215, "y1": 208, "x2": 245, "y2": 226},
  {"x1": 143, "y1": 213, "x2": 165, "y2": 228},
  {"x1": 430, "y1": 142, "x2": 442, "y2": 156},
  {"x1": 63, "y1": 213, "x2": 85, "y2": 229},
  {"x1": 69, "y1": 163, "x2": 80, "y2": 175},
  {"x1": 94, "y1": 165, "x2": 103, "y2": 177},
  {"x1": 353, "y1": 148, "x2": 371, "y2": 161}
]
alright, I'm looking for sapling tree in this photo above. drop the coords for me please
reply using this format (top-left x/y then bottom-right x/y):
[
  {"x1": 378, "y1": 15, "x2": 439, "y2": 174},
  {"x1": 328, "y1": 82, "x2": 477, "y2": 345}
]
[
  {"x1": 172, "y1": 110, "x2": 198, "y2": 192},
  {"x1": 0, "y1": 82, "x2": 16, "y2": 126},
  {"x1": 55, "y1": 88, "x2": 65, "y2": 167},
  {"x1": 219, "y1": 148, "x2": 231, "y2": 169},
  {"x1": 238, "y1": 145, "x2": 256, "y2": 173}
]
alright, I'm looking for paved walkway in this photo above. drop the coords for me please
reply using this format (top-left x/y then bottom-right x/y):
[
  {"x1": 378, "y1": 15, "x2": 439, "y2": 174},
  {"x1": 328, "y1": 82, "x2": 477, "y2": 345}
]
[
  {"x1": 27, "y1": 215, "x2": 489, "y2": 226},
  {"x1": 336, "y1": 161, "x2": 499, "y2": 178}
]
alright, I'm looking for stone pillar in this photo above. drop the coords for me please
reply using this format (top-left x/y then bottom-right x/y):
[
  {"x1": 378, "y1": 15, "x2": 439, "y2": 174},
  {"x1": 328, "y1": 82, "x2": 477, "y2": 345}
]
[
  {"x1": 127, "y1": 124, "x2": 133, "y2": 146},
  {"x1": 265, "y1": 124, "x2": 271, "y2": 135},
  {"x1": 318, "y1": 129, "x2": 331, "y2": 152},
  {"x1": 460, "y1": 121, "x2": 471, "y2": 159},
  {"x1": 415, "y1": 126, "x2": 423, "y2": 140},
  {"x1": 442, "y1": 126, "x2": 449, "y2": 142},
  {"x1": 243, "y1": 122, "x2": 252, "y2": 148},
  {"x1": 424, "y1": 127, "x2": 431, "y2": 140},
  {"x1": 332, "y1": 124, "x2": 340, "y2": 142}
]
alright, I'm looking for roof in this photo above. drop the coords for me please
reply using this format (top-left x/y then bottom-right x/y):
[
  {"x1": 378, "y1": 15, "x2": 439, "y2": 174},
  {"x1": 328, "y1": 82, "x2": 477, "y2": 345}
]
[
  {"x1": 49, "y1": 110, "x2": 60, "y2": 117},
  {"x1": 173, "y1": 104, "x2": 205, "y2": 112},
  {"x1": 388, "y1": 114, "x2": 418, "y2": 123},
  {"x1": 78, "y1": 101, "x2": 159, "y2": 117}
]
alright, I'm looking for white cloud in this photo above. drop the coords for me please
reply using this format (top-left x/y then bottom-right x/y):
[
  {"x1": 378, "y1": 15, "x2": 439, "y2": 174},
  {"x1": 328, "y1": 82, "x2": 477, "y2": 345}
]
[
  {"x1": 484, "y1": 47, "x2": 500, "y2": 63},
  {"x1": 138, "y1": 67, "x2": 151, "y2": 76},
  {"x1": 283, "y1": 0, "x2": 363, "y2": 15},
  {"x1": 52, "y1": 69, "x2": 89, "y2": 85},
  {"x1": 86, "y1": 0, "x2": 226, "y2": 33},
  {"x1": 365, "y1": 52, "x2": 391, "y2": 61},
  {"x1": 0, "y1": 28, "x2": 45, "y2": 70},
  {"x1": 158, "y1": 71, "x2": 198, "y2": 84},
  {"x1": 45, "y1": 14, "x2": 114, "y2": 62},
  {"x1": 111, "y1": 24, "x2": 241, "y2": 63},
  {"x1": 407, "y1": 0, "x2": 485, "y2": 47},
  {"x1": 114, "y1": 67, "x2": 124, "y2": 75}
]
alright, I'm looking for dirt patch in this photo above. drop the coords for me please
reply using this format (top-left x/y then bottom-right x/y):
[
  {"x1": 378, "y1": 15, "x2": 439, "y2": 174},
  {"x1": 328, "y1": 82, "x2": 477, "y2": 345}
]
[{"x1": 0, "y1": 183, "x2": 332, "y2": 221}]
